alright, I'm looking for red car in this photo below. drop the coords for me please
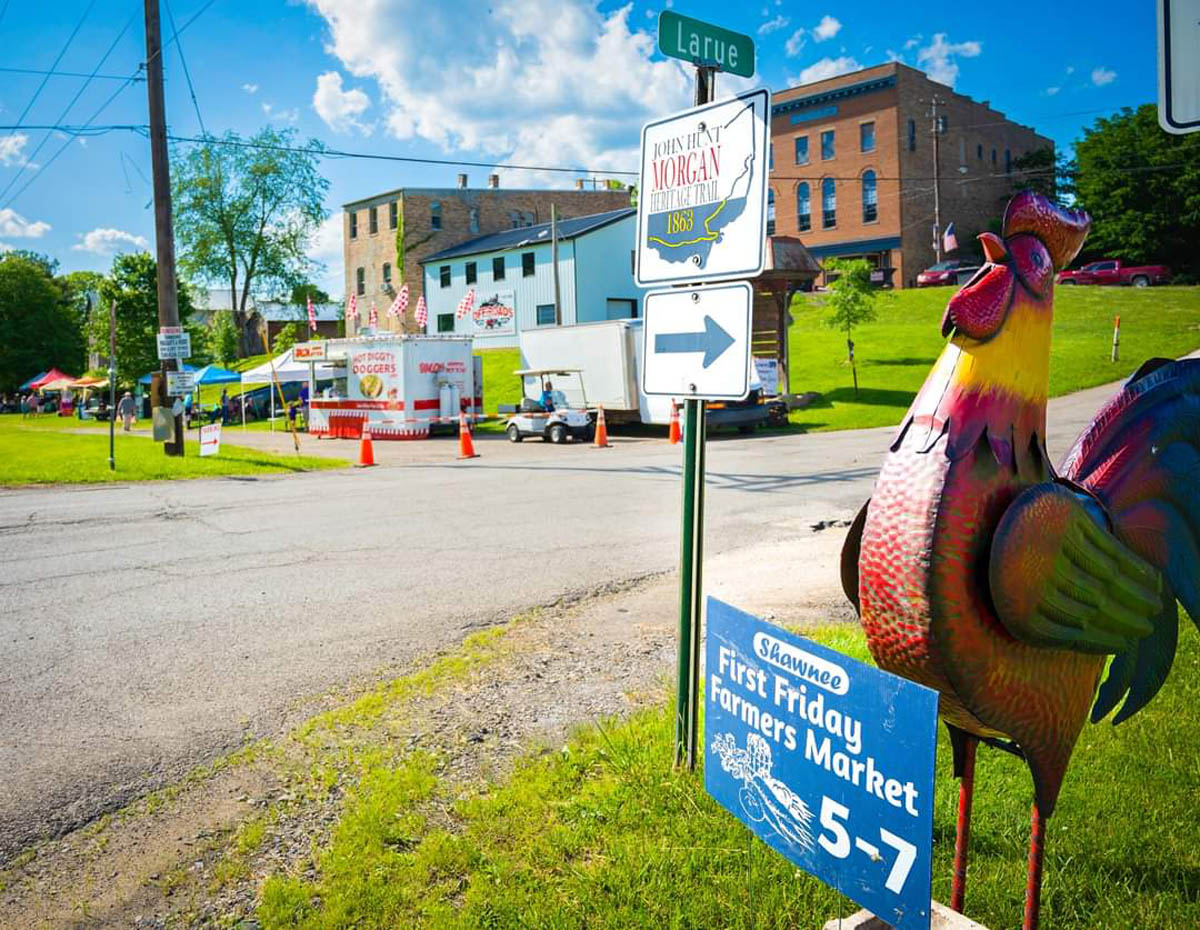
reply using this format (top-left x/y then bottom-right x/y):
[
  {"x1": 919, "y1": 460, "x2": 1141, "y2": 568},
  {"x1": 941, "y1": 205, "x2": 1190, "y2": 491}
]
[
  {"x1": 1057, "y1": 259, "x2": 1171, "y2": 287},
  {"x1": 916, "y1": 260, "x2": 981, "y2": 287}
]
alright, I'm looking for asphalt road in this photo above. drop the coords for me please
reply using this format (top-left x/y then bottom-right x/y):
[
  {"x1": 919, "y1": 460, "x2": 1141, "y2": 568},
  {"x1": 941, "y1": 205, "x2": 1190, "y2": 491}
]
[{"x1": 0, "y1": 377, "x2": 1128, "y2": 860}]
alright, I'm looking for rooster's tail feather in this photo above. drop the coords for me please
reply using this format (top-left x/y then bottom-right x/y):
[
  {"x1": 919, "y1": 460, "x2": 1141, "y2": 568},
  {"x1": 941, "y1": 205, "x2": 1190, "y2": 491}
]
[{"x1": 1061, "y1": 357, "x2": 1200, "y2": 722}]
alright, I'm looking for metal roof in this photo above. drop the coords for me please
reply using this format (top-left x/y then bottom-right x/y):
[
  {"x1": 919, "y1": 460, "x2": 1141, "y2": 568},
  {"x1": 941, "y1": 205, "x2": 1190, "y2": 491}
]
[{"x1": 420, "y1": 208, "x2": 636, "y2": 263}]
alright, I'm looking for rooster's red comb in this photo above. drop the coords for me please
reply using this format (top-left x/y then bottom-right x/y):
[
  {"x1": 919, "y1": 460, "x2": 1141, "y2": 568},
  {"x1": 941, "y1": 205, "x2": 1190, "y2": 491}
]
[{"x1": 1002, "y1": 190, "x2": 1091, "y2": 271}]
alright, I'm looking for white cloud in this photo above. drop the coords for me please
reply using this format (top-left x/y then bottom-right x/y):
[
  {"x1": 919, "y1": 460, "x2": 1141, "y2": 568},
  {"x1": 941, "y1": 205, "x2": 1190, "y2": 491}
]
[
  {"x1": 261, "y1": 102, "x2": 300, "y2": 123},
  {"x1": 71, "y1": 227, "x2": 148, "y2": 255},
  {"x1": 0, "y1": 208, "x2": 49, "y2": 238},
  {"x1": 313, "y1": 71, "x2": 373, "y2": 134},
  {"x1": 903, "y1": 35, "x2": 922, "y2": 51},
  {"x1": 1046, "y1": 86, "x2": 1061, "y2": 96},
  {"x1": 305, "y1": 0, "x2": 700, "y2": 186},
  {"x1": 0, "y1": 242, "x2": 11, "y2": 253},
  {"x1": 1066, "y1": 65, "x2": 1075, "y2": 75},
  {"x1": 0, "y1": 133, "x2": 28, "y2": 167},
  {"x1": 915, "y1": 33, "x2": 981, "y2": 88},
  {"x1": 307, "y1": 214, "x2": 345, "y2": 298},
  {"x1": 795, "y1": 56, "x2": 860, "y2": 85},
  {"x1": 1091, "y1": 66, "x2": 1116, "y2": 86},
  {"x1": 242, "y1": 83, "x2": 259, "y2": 94},
  {"x1": 784, "y1": 29, "x2": 807, "y2": 57},
  {"x1": 885, "y1": 48, "x2": 902, "y2": 62},
  {"x1": 758, "y1": 14, "x2": 788, "y2": 36},
  {"x1": 812, "y1": 15, "x2": 841, "y2": 42}
]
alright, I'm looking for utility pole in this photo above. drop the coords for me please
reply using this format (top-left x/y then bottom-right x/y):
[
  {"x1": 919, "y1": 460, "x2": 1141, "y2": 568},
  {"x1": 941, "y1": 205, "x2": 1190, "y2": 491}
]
[
  {"x1": 930, "y1": 95, "x2": 944, "y2": 265},
  {"x1": 144, "y1": 0, "x2": 184, "y2": 456},
  {"x1": 108, "y1": 299, "x2": 117, "y2": 471},
  {"x1": 551, "y1": 204, "x2": 562, "y2": 326}
]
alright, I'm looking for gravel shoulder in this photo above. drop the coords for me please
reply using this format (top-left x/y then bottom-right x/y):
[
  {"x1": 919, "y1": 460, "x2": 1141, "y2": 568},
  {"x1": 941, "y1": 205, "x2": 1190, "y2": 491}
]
[{"x1": 0, "y1": 529, "x2": 848, "y2": 929}]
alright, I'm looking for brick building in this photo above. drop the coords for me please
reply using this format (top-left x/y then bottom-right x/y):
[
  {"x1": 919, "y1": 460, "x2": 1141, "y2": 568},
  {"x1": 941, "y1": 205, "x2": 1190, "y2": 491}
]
[
  {"x1": 342, "y1": 176, "x2": 630, "y2": 334},
  {"x1": 767, "y1": 62, "x2": 1053, "y2": 287}
]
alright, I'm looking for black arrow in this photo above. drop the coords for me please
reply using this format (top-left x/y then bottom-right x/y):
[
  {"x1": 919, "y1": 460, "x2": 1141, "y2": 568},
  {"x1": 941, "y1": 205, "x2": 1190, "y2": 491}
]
[{"x1": 654, "y1": 314, "x2": 735, "y2": 368}]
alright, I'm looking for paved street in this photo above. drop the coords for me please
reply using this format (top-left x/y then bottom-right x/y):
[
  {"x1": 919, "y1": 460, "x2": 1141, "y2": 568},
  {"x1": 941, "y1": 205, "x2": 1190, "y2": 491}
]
[{"x1": 0, "y1": 376, "x2": 1133, "y2": 859}]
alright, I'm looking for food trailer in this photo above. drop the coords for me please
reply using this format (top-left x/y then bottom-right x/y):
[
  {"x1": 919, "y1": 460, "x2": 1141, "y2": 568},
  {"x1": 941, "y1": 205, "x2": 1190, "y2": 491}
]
[{"x1": 305, "y1": 335, "x2": 483, "y2": 440}]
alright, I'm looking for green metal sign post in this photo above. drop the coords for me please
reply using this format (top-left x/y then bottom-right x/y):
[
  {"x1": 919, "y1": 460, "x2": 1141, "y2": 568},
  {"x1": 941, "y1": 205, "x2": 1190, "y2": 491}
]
[{"x1": 658, "y1": 10, "x2": 755, "y2": 78}]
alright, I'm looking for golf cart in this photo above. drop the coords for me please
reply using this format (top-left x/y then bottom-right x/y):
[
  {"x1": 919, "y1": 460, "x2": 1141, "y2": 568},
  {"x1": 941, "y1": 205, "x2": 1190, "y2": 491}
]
[{"x1": 505, "y1": 369, "x2": 595, "y2": 444}]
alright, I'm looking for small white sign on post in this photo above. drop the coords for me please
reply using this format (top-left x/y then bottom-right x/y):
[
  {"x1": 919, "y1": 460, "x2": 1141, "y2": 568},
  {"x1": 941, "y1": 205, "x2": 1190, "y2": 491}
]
[
  {"x1": 753, "y1": 356, "x2": 779, "y2": 395},
  {"x1": 641, "y1": 281, "x2": 752, "y2": 401},
  {"x1": 1159, "y1": 0, "x2": 1200, "y2": 133},
  {"x1": 294, "y1": 341, "x2": 327, "y2": 361},
  {"x1": 199, "y1": 423, "x2": 221, "y2": 457},
  {"x1": 635, "y1": 88, "x2": 771, "y2": 287},
  {"x1": 167, "y1": 370, "x2": 196, "y2": 395},
  {"x1": 156, "y1": 328, "x2": 192, "y2": 361}
]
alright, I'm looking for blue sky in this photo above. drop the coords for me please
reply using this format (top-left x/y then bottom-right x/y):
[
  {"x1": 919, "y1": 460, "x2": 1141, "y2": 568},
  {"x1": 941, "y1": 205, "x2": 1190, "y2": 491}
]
[{"x1": 0, "y1": 0, "x2": 1158, "y2": 296}]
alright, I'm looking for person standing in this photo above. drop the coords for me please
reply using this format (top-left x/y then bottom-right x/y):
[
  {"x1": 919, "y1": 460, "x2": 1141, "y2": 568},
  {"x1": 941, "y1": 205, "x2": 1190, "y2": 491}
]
[
  {"x1": 117, "y1": 391, "x2": 137, "y2": 431},
  {"x1": 220, "y1": 388, "x2": 229, "y2": 426}
]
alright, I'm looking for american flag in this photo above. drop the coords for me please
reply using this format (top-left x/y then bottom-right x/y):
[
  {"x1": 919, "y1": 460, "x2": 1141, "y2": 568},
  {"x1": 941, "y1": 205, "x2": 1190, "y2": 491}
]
[
  {"x1": 346, "y1": 293, "x2": 358, "y2": 320},
  {"x1": 387, "y1": 283, "x2": 409, "y2": 318},
  {"x1": 369, "y1": 300, "x2": 378, "y2": 328},
  {"x1": 456, "y1": 287, "x2": 476, "y2": 321},
  {"x1": 306, "y1": 296, "x2": 317, "y2": 332},
  {"x1": 943, "y1": 222, "x2": 958, "y2": 253},
  {"x1": 415, "y1": 294, "x2": 427, "y2": 329}
]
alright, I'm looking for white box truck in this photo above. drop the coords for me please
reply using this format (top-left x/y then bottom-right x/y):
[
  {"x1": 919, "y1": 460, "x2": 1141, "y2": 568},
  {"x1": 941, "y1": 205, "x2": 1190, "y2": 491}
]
[{"x1": 518, "y1": 319, "x2": 783, "y2": 431}]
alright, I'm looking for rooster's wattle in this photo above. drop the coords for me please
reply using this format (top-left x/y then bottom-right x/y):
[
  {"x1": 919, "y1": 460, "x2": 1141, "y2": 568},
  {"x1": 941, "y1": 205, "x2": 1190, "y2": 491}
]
[{"x1": 841, "y1": 190, "x2": 1200, "y2": 929}]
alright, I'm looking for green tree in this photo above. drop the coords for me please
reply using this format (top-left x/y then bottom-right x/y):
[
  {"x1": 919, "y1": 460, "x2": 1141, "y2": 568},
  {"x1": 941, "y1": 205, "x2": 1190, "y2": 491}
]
[
  {"x1": 1068, "y1": 103, "x2": 1200, "y2": 274},
  {"x1": 290, "y1": 282, "x2": 329, "y2": 305},
  {"x1": 208, "y1": 310, "x2": 239, "y2": 365},
  {"x1": 1009, "y1": 146, "x2": 1063, "y2": 201},
  {"x1": 0, "y1": 253, "x2": 85, "y2": 390},
  {"x1": 172, "y1": 127, "x2": 329, "y2": 357},
  {"x1": 822, "y1": 258, "x2": 879, "y2": 399},
  {"x1": 99, "y1": 252, "x2": 196, "y2": 386},
  {"x1": 272, "y1": 321, "x2": 299, "y2": 353}
]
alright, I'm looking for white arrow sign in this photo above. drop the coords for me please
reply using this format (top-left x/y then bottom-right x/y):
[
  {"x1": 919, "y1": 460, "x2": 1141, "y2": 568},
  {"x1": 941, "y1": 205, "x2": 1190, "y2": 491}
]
[{"x1": 641, "y1": 281, "x2": 752, "y2": 400}]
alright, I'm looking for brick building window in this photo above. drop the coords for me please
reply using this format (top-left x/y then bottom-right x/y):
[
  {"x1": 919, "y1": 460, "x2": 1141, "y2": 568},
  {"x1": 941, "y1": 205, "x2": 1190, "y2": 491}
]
[
  {"x1": 907, "y1": 119, "x2": 916, "y2": 152},
  {"x1": 821, "y1": 130, "x2": 835, "y2": 160},
  {"x1": 797, "y1": 183, "x2": 811, "y2": 232},
  {"x1": 766, "y1": 189, "x2": 776, "y2": 236},
  {"x1": 369, "y1": 205, "x2": 378, "y2": 235},
  {"x1": 769, "y1": 143, "x2": 774, "y2": 170},
  {"x1": 977, "y1": 143, "x2": 983, "y2": 160},
  {"x1": 389, "y1": 201, "x2": 398, "y2": 229},
  {"x1": 493, "y1": 256, "x2": 505, "y2": 280},
  {"x1": 1005, "y1": 148, "x2": 1012, "y2": 174},
  {"x1": 821, "y1": 178, "x2": 836, "y2": 229},
  {"x1": 466, "y1": 261, "x2": 477, "y2": 284},
  {"x1": 349, "y1": 211, "x2": 358, "y2": 239},
  {"x1": 860, "y1": 122, "x2": 875, "y2": 153},
  {"x1": 794, "y1": 135, "x2": 809, "y2": 165},
  {"x1": 991, "y1": 148, "x2": 997, "y2": 165},
  {"x1": 436, "y1": 313, "x2": 454, "y2": 333},
  {"x1": 382, "y1": 262, "x2": 392, "y2": 286},
  {"x1": 430, "y1": 201, "x2": 442, "y2": 230},
  {"x1": 355, "y1": 267, "x2": 365, "y2": 296},
  {"x1": 522, "y1": 252, "x2": 535, "y2": 276},
  {"x1": 536, "y1": 304, "x2": 556, "y2": 326},
  {"x1": 861, "y1": 170, "x2": 877, "y2": 223},
  {"x1": 439, "y1": 265, "x2": 450, "y2": 287},
  {"x1": 469, "y1": 207, "x2": 480, "y2": 233}
]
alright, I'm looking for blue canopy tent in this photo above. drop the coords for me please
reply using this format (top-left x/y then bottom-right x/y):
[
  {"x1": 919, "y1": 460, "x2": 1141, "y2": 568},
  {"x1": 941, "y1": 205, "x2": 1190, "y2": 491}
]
[
  {"x1": 193, "y1": 364, "x2": 241, "y2": 385},
  {"x1": 19, "y1": 371, "x2": 47, "y2": 391}
]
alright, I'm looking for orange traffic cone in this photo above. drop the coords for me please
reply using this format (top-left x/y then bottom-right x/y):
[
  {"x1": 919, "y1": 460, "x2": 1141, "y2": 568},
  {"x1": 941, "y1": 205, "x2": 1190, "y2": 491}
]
[
  {"x1": 357, "y1": 425, "x2": 376, "y2": 467},
  {"x1": 668, "y1": 402, "x2": 681, "y2": 445},
  {"x1": 458, "y1": 411, "x2": 479, "y2": 459},
  {"x1": 593, "y1": 405, "x2": 611, "y2": 448}
]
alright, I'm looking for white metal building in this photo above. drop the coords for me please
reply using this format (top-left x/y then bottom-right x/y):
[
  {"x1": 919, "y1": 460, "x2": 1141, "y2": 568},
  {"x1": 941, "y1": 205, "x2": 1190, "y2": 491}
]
[{"x1": 418, "y1": 208, "x2": 643, "y2": 348}]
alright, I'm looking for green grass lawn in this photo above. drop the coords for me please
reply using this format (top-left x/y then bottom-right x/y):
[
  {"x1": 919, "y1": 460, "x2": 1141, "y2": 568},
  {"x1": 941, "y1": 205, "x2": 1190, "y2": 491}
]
[
  {"x1": 0, "y1": 414, "x2": 344, "y2": 485},
  {"x1": 789, "y1": 285, "x2": 1200, "y2": 431},
  {"x1": 258, "y1": 622, "x2": 1200, "y2": 930}
]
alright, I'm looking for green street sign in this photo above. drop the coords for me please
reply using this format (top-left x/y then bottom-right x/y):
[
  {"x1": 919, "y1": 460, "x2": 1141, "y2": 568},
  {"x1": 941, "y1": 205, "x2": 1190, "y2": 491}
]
[{"x1": 658, "y1": 11, "x2": 755, "y2": 78}]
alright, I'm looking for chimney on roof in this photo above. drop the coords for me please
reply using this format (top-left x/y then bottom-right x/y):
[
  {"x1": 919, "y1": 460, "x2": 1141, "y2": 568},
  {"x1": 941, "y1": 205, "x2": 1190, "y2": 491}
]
[
  {"x1": 457, "y1": 173, "x2": 468, "y2": 189},
  {"x1": 488, "y1": 173, "x2": 499, "y2": 189}
]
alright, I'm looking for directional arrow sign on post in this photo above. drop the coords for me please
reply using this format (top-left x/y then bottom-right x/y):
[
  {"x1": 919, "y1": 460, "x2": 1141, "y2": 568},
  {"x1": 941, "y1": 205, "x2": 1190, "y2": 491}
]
[
  {"x1": 654, "y1": 315, "x2": 735, "y2": 369},
  {"x1": 642, "y1": 281, "x2": 752, "y2": 400}
]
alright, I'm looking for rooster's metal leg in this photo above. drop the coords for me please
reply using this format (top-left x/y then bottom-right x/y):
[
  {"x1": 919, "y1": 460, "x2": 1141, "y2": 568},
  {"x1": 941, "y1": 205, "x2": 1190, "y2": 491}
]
[
  {"x1": 950, "y1": 734, "x2": 978, "y2": 912},
  {"x1": 1022, "y1": 802, "x2": 1047, "y2": 930}
]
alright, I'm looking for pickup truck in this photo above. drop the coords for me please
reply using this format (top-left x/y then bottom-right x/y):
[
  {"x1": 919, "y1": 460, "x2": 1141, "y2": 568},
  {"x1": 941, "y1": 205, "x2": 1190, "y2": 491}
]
[{"x1": 1057, "y1": 259, "x2": 1171, "y2": 287}]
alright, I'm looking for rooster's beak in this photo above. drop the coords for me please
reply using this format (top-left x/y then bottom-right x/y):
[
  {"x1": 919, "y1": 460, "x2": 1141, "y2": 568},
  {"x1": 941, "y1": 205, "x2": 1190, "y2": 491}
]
[{"x1": 979, "y1": 232, "x2": 1008, "y2": 264}]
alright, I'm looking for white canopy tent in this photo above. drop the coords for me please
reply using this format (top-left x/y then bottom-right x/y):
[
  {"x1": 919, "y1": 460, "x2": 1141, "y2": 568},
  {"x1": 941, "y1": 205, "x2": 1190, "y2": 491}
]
[{"x1": 239, "y1": 348, "x2": 344, "y2": 424}]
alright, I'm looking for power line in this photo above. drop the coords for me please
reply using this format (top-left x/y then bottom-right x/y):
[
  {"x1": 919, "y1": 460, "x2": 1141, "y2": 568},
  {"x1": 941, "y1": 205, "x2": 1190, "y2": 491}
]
[
  {"x1": 0, "y1": 65, "x2": 144, "y2": 81},
  {"x1": 9, "y1": 0, "x2": 98, "y2": 129},
  {"x1": 164, "y1": 0, "x2": 205, "y2": 135}
]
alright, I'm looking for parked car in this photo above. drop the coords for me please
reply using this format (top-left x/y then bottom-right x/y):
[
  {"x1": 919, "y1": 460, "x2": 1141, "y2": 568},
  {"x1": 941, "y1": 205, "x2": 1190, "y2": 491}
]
[
  {"x1": 916, "y1": 260, "x2": 981, "y2": 287},
  {"x1": 1057, "y1": 259, "x2": 1172, "y2": 287}
]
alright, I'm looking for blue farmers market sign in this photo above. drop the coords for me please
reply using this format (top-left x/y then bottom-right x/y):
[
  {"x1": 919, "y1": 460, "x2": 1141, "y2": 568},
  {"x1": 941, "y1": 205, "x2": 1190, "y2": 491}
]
[{"x1": 704, "y1": 598, "x2": 939, "y2": 930}]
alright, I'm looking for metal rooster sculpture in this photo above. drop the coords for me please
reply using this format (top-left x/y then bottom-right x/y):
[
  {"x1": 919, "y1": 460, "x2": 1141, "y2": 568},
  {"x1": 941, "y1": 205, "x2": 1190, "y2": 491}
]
[{"x1": 841, "y1": 190, "x2": 1200, "y2": 929}]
